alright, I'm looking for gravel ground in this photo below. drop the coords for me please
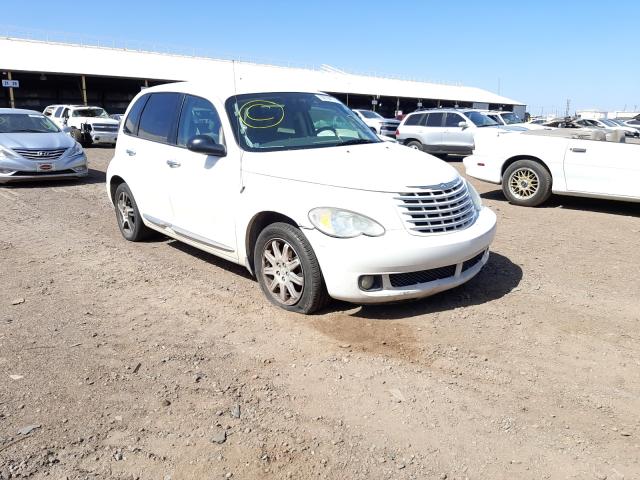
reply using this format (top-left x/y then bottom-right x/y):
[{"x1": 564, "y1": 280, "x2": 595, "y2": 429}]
[{"x1": 1, "y1": 147, "x2": 639, "y2": 480}]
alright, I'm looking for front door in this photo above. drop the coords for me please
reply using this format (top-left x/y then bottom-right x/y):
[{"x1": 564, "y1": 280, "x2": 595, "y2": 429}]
[
  {"x1": 564, "y1": 139, "x2": 640, "y2": 197},
  {"x1": 442, "y1": 112, "x2": 473, "y2": 153},
  {"x1": 167, "y1": 95, "x2": 239, "y2": 258}
]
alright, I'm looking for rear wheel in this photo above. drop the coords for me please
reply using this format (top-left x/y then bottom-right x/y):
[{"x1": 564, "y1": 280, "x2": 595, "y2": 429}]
[
  {"x1": 502, "y1": 160, "x2": 552, "y2": 207},
  {"x1": 113, "y1": 183, "x2": 152, "y2": 241},
  {"x1": 254, "y1": 222, "x2": 329, "y2": 314},
  {"x1": 406, "y1": 140, "x2": 423, "y2": 151}
]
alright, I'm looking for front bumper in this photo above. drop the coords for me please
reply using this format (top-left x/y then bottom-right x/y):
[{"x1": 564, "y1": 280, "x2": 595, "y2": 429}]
[
  {"x1": 0, "y1": 154, "x2": 88, "y2": 183},
  {"x1": 305, "y1": 207, "x2": 497, "y2": 303},
  {"x1": 90, "y1": 132, "x2": 118, "y2": 144},
  {"x1": 463, "y1": 154, "x2": 502, "y2": 184}
]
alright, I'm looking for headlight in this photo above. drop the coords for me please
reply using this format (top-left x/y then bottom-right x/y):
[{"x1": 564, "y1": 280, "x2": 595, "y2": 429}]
[
  {"x1": 465, "y1": 179, "x2": 483, "y2": 212},
  {"x1": 308, "y1": 207, "x2": 385, "y2": 238},
  {"x1": 0, "y1": 146, "x2": 20, "y2": 160},
  {"x1": 69, "y1": 142, "x2": 84, "y2": 156}
]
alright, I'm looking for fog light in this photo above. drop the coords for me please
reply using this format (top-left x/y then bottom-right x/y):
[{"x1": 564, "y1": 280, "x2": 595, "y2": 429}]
[{"x1": 358, "y1": 275, "x2": 382, "y2": 291}]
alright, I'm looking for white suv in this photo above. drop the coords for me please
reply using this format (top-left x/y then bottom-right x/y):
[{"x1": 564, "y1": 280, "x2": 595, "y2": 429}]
[
  {"x1": 352, "y1": 109, "x2": 400, "y2": 137},
  {"x1": 44, "y1": 105, "x2": 119, "y2": 146},
  {"x1": 107, "y1": 82, "x2": 496, "y2": 313}
]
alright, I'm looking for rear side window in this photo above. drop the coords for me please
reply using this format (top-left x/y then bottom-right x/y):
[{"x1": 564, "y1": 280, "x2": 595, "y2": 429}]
[
  {"x1": 426, "y1": 112, "x2": 444, "y2": 127},
  {"x1": 124, "y1": 94, "x2": 150, "y2": 135},
  {"x1": 404, "y1": 113, "x2": 425, "y2": 126},
  {"x1": 137, "y1": 93, "x2": 182, "y2": 143},
  {"x1": 54, "y1": 107, "x2": 64, "y2": 118},
  {"x1": 444, "y1": 113, "x2": 464, "y2": 127}
]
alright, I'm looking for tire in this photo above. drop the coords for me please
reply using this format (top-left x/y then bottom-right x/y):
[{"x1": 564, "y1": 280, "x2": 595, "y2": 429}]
[
  {"x1": 406, "y1": 140, "x2": 423, "y2": 151},
  {"x1": 113, "y1": 183, "x2": 153, "y2": 241},
  {"x1": 254, "y1": 222, "x2": 329, "y2": 314},
  {"x1": 502, "y1": 159, "x2": 552, "y2": 207}
]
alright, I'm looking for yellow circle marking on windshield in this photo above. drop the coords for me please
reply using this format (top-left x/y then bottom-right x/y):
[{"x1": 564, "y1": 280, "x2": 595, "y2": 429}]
[{"x1": 239, "y1": 100, "x2": 284, "y2": 129}]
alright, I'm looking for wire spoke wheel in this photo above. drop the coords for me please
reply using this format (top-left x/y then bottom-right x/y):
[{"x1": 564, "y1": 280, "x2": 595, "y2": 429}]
[
  {"x1": 261, "y1": 238, "x2": 304, "y2": 306},
  {"x1": 117, "y1": 191, "x2": 136, "y2": 235},
  {"x1": 509, "y1": 167, "x2": 539, "y2": 199}
]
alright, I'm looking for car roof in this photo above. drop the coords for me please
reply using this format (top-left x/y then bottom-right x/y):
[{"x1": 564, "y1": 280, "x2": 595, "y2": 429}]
[{"x1": 0, "y1": 108, "x2": 45, "y2": 115}]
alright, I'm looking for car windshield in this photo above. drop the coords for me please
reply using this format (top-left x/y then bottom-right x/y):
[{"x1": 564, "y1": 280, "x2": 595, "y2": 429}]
[
  {"x1": 225, "y1": 92, "x2": 381, "y2": 152},
  {"x1": 465, "y1": 111, "x2": 499, "y2": 127},
  {"x1": 500, "y1": 112, "x2": 523, "y2": 124},
  {"x1": 72, "y1": 108, "x2": 109, "y2": 118},
  {"x1": 0, "y1": 113, "x2": 60, "y2": 133},
  {"x1": 600, "y1": 119, "x2": 617, "y2": 127},
  {"x1": 357, "y1": 110, "x2": 383, "y2": 119}
]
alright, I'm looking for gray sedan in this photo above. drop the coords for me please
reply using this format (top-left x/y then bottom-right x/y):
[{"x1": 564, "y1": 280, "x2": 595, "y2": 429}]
[{"x1": 0, "y1": 108, "x2": 88, "y2": 183}]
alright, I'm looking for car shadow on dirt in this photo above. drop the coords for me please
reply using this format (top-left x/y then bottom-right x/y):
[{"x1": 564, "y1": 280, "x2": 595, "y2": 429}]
[
  {"x1": 2, "y1": 168, "x2": 106, "y2": 188},
  {"x1": 166, "y1": 240, "x2": 254, "y2": 280},
  {"x1": 343, "y1": 252, "x2": 522, "y2": 320},
  {"x1": 481, "y1": 188, "x2": 640, "y2": 218}
]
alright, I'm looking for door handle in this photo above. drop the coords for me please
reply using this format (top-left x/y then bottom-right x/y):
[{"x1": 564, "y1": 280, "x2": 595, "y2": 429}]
[
  {"x1": 166, "y1": 160, "x2": 181, "y2": 168},
  {"x1": 570, "y1": 147, "x2": 587, "y2": 153},
  {"x1": 126, "y1": 149, "x2": 136, "y2": 156}
]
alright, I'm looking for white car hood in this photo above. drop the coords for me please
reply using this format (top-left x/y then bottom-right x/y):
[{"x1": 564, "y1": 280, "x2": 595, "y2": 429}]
[
  {"x1": 242, "y1": 141, "x2": 460, "y2": 193},
  {"x1": 74, "y1": 117, "x2": 119, "y2": 125}
]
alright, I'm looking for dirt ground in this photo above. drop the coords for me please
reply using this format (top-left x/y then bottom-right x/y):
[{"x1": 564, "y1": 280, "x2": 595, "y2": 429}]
[{"x1": 1, "y1": 147, "x2": 639, "y2": 480}]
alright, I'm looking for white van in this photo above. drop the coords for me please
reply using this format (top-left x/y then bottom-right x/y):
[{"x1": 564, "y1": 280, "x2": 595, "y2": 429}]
[{"x1": 106, "y1": 82, "x2": 496, "y2": 313}]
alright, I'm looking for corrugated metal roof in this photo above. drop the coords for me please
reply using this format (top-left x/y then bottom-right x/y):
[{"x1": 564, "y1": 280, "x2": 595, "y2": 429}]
[{"x1": 0, "y1": 37, "x2": 523, "y2": 106}]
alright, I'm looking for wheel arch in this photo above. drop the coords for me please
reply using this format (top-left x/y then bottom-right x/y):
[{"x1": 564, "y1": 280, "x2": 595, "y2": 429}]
[
  {"x1": 109, "y1": 175, "x2": 126, "y2": 203},
  {"x1": 245, "y1": 211, "x2": 299, "y2": 276},
  {"x1": 501, "y1": 155, "x2": 552, "y2": 183},
  {"x1": 403, "y1": 138, "x2": 422, "y2": 145}
]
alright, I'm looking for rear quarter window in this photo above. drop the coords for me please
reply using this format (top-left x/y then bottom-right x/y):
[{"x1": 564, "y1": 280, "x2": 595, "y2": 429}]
[
  {"x1": 403, "y1": 113, "x2": 425, "y2": 126},
  {"x1": 124, "y1": 94, "x2": 150, "y2": 135}
]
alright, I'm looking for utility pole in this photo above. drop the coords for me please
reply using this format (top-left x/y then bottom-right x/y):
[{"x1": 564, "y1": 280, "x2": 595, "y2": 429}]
[{"x1": 565, "y1": 99, "x2": 571, "y2": 118}]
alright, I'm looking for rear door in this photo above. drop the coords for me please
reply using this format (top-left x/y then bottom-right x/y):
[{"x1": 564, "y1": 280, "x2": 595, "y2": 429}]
[
  {"x1": 398, "y1": 113, "x2": 425, "y2": 143},
  {"x1": 123, "y1": 92, "x2": 182, "y2": 226},
  {"x1": 167, "y1": 95, "x2": 239, "y2": 257},
  {"x1": 421, "y1": 112, "x2": 444, "y2": 152},
  {"x1": 564, "y1": 138, "x2": 640, "y2": 197}
]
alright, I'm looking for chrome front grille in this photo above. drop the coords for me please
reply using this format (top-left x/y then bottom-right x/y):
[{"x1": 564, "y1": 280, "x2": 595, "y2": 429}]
[
  {"x1": 92, "y1": 123, "x2": 118, "y2": 132},
  {"x1": 14, "y1": 148, "x2": 67, "y2": 160},
  {"x1": 395, "y1": 178, "x2": 477, "y2": 234}
]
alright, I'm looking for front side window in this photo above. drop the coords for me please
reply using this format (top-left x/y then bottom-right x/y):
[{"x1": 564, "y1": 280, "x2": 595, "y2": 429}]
[
  {"x1": 465, "y1": 111, "x2": 499, "y2": 127},
  {"x1": 225, "y1": 92, "x2": 380, "y2": 152},
  {"x1": 177, "y1": 95, "x2": 223, "y2": 147},
  {"x1": 444, "y1": 113, "x2": 464, "y2": 127},
  {"x1": 425, "y1": 112, "x2": 444, "y2": 127},
  {"x1": 137, "y1": 93, "x2": 182, "y2": 143},
  {"x1": 0, "y1": 113, "x2": 60, "y2": 133},
  {"x1": 72, "y1": 108, "x2": 109, "y2": 118}
]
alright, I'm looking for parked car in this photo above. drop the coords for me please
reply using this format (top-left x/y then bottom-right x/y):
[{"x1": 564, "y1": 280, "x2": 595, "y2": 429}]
[
  {"x1": 575, "y1": 118, "x2": 639, "y2": 137},
  {"x1": 43, "y1": 104, "x2": 119, "y2": 146},
  {"x1": 615, "y1": 118, "x2": 640, "y2": 132},
  {"x1": 352, "y1": 109, "x2": 400, "y2": 137},
  {"x1": 107, "y1": 83, "x2": 496, "y2": 313},
  {"x1": 0, "y1": 108, "x2": 87, "y2": 183},
  {"x1": 396, "y1": 108, "x2": 516, "y2": 155},
  {"x1": 486, "y1": 111, "x2": 548, "y2": 130},
  {"x1": 110, "y1": 114, "x2": 124, "y2": 123},
  {"x1": 543, "y1": 118, "x2": 590, "y2": 129},
  {"x1": 463, "y1": 128, "x2": 639, "y2": 207}
]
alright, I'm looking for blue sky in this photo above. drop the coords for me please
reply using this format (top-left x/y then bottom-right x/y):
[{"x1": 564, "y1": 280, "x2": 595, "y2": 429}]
[{"x1": 5, "y1": 1, "x2": 640, "y2": 115}]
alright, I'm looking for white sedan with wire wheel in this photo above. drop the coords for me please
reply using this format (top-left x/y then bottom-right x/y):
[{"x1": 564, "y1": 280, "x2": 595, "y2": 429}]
[{"x1": 463, "y1": 128, "x2": 640, "y2": 207}]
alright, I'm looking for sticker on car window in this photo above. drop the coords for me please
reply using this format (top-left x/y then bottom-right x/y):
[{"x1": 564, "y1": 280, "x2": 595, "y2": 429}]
[
  {"x1": 28, "y1": 114, "x2": 45, "y2": 118},
  {"x1": 239, "y1": 100, "x2": 284, "y2": 129}
]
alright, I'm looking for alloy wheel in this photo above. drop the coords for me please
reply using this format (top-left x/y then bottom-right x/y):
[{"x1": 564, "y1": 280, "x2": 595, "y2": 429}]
[
  {"x1": 509, "y1": 167, "x2": 539, "y2": 199},
  {"x1": 261, "y1": 238, "x2": 304, "y2": 306},
  {"x1": 117, "y1": 191, "x2": 136, "y2": 234}
]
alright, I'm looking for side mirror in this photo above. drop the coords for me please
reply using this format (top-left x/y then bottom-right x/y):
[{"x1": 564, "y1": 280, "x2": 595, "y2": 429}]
[
  {"x1": 458, "y1": 121, "x2": 468, "y2": 129},
  {"x1": 187, "y1": 135, "x2": 227, "y2": 157}
]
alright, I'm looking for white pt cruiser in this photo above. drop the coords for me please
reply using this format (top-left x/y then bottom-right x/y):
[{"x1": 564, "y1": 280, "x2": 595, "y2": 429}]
[{"x1": 106, "y1": 82, "x2": 497, "y2": 313}]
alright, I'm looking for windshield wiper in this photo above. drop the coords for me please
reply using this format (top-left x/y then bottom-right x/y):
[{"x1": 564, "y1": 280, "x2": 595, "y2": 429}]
[{"x1": 338, "y1": 138, "x2": 377, "y2": 146}]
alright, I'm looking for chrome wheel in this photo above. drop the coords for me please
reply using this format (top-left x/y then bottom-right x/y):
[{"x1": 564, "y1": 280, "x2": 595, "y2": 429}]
[
  {"x1": 508, "y1": 167, "x2": 539, "y2": 199},
  {"x1": 261, "y1": 238, "x2": 304, "y2": 306},
  {"x1": 117, "y1": 191, "x2": 136, "y2": 235}
]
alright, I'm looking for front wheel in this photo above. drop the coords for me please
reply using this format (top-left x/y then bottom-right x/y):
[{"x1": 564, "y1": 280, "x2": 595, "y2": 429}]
[
  {"x1": 113, "y1": 183, "x2": 153, "y2": 241},
  {"x1": 254, "y1": 223, "x2": 329, "y2": 314},
  {"x1": 502, "y1": 160, "x2": 552, "y2": 207}
]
